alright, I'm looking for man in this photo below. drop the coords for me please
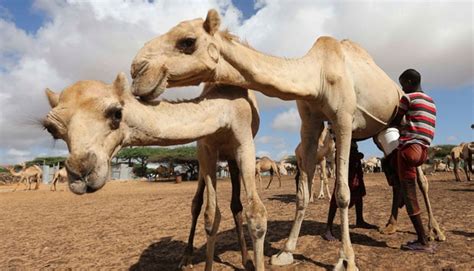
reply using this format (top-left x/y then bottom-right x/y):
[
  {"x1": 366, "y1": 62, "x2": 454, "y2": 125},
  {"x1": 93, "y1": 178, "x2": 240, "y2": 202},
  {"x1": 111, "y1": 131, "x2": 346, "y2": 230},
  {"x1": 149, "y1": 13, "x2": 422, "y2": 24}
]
[
  {"x1": 323, "y1": 141, "x2": 377, "y2": 241},
  {"x1": 391, "y1": 69, "x2": 436, "y2": 252}
]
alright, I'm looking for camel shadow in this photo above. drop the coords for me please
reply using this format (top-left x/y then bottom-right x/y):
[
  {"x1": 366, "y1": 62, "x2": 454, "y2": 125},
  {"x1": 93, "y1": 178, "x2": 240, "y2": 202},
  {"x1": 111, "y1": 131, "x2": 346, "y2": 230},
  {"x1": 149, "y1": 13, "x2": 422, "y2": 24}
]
[
  {"x1": 451, "y1": 230, "x2": 474, "y2": 238},
  {"x1": 268, "y1": 194, "x2": 296, "y2": 204},
  {"x1": 449, "y1": 188, "x2": 474, "y2": 192},
  {"x1": 130, "y1": 219, "x2": 387, "y2": 270}
]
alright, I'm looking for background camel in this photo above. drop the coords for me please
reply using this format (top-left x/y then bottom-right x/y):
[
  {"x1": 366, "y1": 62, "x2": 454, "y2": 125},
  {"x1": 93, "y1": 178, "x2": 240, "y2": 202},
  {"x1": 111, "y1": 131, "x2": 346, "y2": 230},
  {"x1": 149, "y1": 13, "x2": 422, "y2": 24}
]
[
  {"x1": 295, "y1": 125, "x2": 336, "y2": 201},
  {"x1": 8, "y1": 163, "x2": 42, "y2": 192},
  {"x1": 129, "y1": 10, "x2": 408, "y2": 269},
  {"x1": 451, "y1": 142, "x2": 474, "y2": 181},
  {"x1": 154, "y1": 165, "x2": 174, "y2": 179},
  {"x1": 50, "y1": 167, "x2": 67, "y2": 191},
  {"x1": 43, "y1": 73, "x2": 266, "y2": 271},
  {"x1": 255, "y1": 156, "x2": 281, "y2": 189}
]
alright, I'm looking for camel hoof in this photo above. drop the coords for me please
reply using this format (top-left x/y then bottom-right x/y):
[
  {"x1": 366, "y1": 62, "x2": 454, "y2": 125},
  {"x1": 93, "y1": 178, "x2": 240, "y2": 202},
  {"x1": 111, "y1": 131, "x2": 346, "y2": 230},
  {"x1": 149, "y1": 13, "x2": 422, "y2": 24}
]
[
  {"x1": 429, "y1": 229, "x2": 446, "y2": 242},
  {"x1": 270, "y1": 251, "x2": 294, "y2": 266},
  {"x1": 178, "y1": 254, "x2": 193, "y2": 269},
  {"x1": 379, "y1": 224, "x2": 397, "y2": 235},
  {"x1": 317, "y1": 194, "x2": 325, "y2": 199},
  {"x1": 334, "y1": 258, "x2": 358, "y2": 271}
]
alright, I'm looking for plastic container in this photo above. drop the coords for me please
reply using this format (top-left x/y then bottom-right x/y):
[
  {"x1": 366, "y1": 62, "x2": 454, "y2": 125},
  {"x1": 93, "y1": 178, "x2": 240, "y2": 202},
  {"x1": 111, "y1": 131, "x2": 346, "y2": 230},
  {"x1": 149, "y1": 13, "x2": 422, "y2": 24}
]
[{"x1": 376, "y1": 128, "x2": 400, "y2": 156}]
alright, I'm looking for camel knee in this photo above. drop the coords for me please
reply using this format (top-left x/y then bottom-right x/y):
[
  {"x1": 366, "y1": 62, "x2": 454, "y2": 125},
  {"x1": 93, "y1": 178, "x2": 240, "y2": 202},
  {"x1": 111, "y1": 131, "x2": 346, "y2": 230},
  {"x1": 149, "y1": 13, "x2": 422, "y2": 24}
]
[
  {"x1": 246, "y1": 200, "x2": 267, "y2": 240},
  {"x1": 204, "y1": 206, "x2": 221, "y2": 236},
  {"x1": 335, "y1": 185, "x2": 350, "y2": 209}
]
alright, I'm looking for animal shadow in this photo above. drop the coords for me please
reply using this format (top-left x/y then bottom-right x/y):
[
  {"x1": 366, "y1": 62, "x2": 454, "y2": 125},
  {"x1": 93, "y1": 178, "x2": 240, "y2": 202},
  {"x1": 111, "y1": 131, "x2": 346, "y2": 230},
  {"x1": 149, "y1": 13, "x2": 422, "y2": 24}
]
[{"x1": 130, "y1": 219, "x2": 386, "y2": 270}]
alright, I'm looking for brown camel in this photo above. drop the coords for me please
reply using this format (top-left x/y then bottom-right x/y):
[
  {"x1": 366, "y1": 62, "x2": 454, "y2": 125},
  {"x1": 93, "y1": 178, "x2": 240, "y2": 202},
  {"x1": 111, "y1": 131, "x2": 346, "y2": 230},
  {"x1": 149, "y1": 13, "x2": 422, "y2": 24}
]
[
  {"x1": 8, "y1": 163, "x2": 42, "y2": 192},
  {"x1": 50, "y1": 167, "x2": 67, "y2": 191},
  {"x1": 43, "y1": 73, "x2": 266, "y2": 271},
  {"x1": 129, "y1": 10, "x2": 410, "y2": 268},
  {"x1": 451, "y1": 142, "x2": 474, "y2": 181},
  {"x1": 255, "y1": 156, "x2": 281, "y2": 189}
]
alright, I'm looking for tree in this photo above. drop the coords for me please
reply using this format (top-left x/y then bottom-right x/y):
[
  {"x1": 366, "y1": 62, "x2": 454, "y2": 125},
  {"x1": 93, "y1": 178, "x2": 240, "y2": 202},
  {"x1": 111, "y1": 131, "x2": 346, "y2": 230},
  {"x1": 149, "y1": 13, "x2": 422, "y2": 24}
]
[
  {"x1": 149, "y1": 146, "x2": 199, "y2": 180},
  {"x1": 28, "y1": 156, "x2": 66, "y2": 167},
  {"x1": 115, "y1": 147, "x2": 161, "y2": 177}
]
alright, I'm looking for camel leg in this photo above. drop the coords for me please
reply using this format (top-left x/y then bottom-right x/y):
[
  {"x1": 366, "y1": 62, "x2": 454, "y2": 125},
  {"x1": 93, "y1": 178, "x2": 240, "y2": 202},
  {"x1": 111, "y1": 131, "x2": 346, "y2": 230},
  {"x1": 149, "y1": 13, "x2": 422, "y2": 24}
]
[
  {"x1": 452, "y1": 155, "x2": 462, "y2": 182},
  {"x1": 236, "y1": 139, "x2": 267, "y2": 271},
  {"x1": 256, "y1": 172, "x2": 262, "y2": 190},
  {"x1": 12, "y1": 176, "x2": 25, "y2": 192},
  {"x1": 416, "y1": 167, "x2": 446, "y2": 241},
  {"x1": 50, "y1": 177, "x2": 57, "y2": 191},
  {"x1": 200, "y1": 145, "x2": 221, "y2": 271},
  {"x1": 35, "y1": 174, "x2": 41, "y2": 190},
  {"x1": 463, "y1": 161, "x2": 471, "y2": 181},
  {"x1": 318, "y1": 158, "x2": 331, "y2": 200},
  {"x1": 309, "y1": 172, "x2": 316, "y2": 203},
  {"x1": 271, "y1": 118, "x2": 322, "y2": 266},
  {"x1": 179, "y1": 171, "x2": 205, "y2": 269},
  {"x1": 333, "y1": 114, "x2": 357, "y2": 271},
  {"x1": 228, "y1": 159, "x2": 252, "y2": 270},
  {"x1": 265, "y1": 172, "x2": 274, "y2": 189}
]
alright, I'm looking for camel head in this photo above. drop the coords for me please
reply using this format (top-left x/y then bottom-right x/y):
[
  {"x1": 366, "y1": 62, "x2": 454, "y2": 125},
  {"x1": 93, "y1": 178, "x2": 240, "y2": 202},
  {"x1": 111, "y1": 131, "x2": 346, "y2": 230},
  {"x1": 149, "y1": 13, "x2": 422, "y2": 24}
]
[
  {"x1": 43, "y1": 73, "x2": 131, "y2": 195},
  {"x1": 131, "y1": 9, "x2": 222, "y2": 100}
]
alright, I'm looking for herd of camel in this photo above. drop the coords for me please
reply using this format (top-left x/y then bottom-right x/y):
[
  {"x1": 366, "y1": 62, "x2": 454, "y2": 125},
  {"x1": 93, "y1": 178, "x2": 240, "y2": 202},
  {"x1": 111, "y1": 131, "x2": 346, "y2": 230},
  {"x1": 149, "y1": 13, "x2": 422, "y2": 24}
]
[{"x1": 6, "y1": 9, "x2": 474, "y2": 270}]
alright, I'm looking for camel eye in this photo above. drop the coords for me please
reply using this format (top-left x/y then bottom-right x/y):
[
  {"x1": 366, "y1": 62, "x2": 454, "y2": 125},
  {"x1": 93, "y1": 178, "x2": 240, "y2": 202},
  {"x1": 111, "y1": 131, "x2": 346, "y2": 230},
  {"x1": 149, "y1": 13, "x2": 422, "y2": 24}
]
[
  {"x1": 106, "y1": 107, "x2": 122, "y2": 130},
  {"x1": 177, "y1": 38, "x2": 196, "y2": 54}
]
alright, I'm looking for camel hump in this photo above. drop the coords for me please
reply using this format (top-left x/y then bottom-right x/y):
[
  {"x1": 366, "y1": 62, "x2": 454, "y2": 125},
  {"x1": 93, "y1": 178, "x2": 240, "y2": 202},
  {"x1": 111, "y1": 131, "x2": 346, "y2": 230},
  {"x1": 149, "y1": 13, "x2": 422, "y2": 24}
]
[
  {"x1": 311, "y1": 36, "x2": 344, "y2": 59},
  {"x1": 341, "y1": 39, "x2": 374, "y2": 61}
]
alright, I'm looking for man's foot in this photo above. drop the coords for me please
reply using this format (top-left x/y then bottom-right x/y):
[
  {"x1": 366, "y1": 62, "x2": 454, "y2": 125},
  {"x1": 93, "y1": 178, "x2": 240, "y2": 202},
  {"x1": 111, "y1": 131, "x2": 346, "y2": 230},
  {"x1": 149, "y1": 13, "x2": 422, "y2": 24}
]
[
  {"x1": 355, "y1": 221, "x2": 378, "y2": 229},
  {"x1": 401, "y1": 240, "x2": 436, "y2": 253},
  {"x1": 322, "y1": 230, "x2": 337, "y2": 241},
  {"x1": 380, "y1": 223, "x2": 397, "y2": 235}
]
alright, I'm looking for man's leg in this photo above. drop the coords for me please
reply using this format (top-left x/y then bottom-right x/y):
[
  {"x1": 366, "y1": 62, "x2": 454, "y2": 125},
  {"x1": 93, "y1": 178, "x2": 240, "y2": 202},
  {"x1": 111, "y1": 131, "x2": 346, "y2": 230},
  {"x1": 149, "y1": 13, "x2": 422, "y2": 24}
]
[
  {"x1": 398, "y1": 144, "x2": 433, "y2": 252},
  {"x1": 355, "y1": 199, "x2": 377, "y2": 229}
]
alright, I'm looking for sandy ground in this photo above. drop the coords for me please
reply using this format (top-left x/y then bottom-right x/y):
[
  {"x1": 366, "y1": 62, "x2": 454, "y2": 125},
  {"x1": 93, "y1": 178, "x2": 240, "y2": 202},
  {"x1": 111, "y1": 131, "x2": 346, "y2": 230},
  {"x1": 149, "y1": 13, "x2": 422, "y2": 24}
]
[{"x1": 0, "y1": 172, "x2": 473, "y2": 270}]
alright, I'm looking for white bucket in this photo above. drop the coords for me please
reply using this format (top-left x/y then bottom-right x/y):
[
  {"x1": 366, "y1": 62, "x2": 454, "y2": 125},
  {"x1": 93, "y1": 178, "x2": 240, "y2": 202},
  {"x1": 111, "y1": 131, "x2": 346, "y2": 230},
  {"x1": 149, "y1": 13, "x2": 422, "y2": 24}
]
[{"x1": 376, "y1": 128, "x2": 400, "y2": 156}]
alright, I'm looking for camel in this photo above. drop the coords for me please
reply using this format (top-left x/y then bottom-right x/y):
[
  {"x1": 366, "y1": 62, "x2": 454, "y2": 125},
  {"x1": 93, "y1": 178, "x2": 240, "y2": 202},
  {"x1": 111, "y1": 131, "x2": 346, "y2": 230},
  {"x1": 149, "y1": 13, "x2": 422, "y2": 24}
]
[
  {"x1": 255, "y1": 156, "x2": 281, "y2": 189},
  {"x1": 154, "y1": 165, "x2": 174, "y2": 179},
  {"x1": 43, "y1": 73, "x2": 266, "y2": 271},
  {"x1": 8, "y1": 163, "x2": 42, "y2": 192},
  {"x1": 50, "y1": 167, "x2": 67, "y2": 191},
  {"x1": 451, "y1": 142, "x2": 474, "y2": 181},
  {"x1": 128, "y1": 9, "x2": 445, "y2": 269},
  {"x1": 295, "y1": 125, "x2": 336, "y2": 201}
]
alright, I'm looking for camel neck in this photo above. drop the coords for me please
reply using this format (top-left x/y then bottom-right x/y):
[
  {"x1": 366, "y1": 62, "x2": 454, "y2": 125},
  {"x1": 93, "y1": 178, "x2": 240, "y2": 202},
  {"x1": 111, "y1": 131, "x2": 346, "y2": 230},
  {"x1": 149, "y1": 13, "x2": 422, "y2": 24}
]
[
  {"x1": 215, "y1": 35, "x2": 320, "y2": 100},
  {"x1": 8, "y1": 168, "x2": 21, "y2": 176},
  {"x1": 122, "y1": 96, "x2": 224, "y2": 146}
]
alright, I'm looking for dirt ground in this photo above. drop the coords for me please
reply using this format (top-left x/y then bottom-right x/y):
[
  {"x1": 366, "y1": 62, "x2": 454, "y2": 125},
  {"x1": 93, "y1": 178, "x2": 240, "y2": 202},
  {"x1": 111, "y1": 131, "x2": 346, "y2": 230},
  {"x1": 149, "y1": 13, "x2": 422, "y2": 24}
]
[{"x1": 0, "y1": 172, "x2": 473, "y2": 270}]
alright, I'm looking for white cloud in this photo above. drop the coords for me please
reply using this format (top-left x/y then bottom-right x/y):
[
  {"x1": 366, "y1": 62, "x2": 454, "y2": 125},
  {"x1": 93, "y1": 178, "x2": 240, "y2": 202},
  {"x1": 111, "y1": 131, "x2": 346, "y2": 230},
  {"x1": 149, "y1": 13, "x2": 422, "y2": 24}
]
[
  {"x1": 0, "y1": 0, "x2": 472, "y2": 164},
  {"x1": 7, "y1": 148, "x2": 30, "y2": 156},
  {"x1": 271, "y1": 107, "x2": 301, "y2": 133}
]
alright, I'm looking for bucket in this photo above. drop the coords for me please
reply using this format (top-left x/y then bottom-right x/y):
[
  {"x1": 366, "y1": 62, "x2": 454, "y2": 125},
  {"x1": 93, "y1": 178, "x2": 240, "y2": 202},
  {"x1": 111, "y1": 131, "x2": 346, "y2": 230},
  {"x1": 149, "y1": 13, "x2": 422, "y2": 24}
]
[
  {"x1": 376, "y1": 128, "x2": 400, "y2": 156},
  {"x1": 175, "y1": 175, "x2": 182, "y2": 184}
]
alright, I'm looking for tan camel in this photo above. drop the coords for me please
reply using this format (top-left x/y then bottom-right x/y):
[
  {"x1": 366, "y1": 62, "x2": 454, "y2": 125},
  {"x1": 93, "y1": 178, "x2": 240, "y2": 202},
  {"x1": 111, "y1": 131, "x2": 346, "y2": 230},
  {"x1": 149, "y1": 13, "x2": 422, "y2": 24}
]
[
  {"x1": 50, "y1": 167, "x2": 67, "y2": 191},
  {"x1": 43, "y1": 73, "x2": 266, "y2": 271},
  {"x1": 295, "y1": 126, "x2": 336, "y2": 201},
  {"x1": 451, "y1": 142, "x2": 474, "y2": 181},
  {"x1": 129, "y1": 10, "x2": 410, "y2": 269},
  {"x1": 255, "y1": 156, "x2": 281, "y2": 189},
  {"x1": 8, "y1": 163, "x2": 42, "y2": 192}
]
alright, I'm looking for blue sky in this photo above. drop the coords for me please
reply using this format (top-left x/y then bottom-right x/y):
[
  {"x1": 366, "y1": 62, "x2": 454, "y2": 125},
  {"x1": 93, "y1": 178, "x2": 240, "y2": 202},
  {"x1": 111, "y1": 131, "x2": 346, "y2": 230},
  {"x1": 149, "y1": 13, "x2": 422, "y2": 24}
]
[{"x1": 0, "y1": 0, "x2": 472, "y2": 164}]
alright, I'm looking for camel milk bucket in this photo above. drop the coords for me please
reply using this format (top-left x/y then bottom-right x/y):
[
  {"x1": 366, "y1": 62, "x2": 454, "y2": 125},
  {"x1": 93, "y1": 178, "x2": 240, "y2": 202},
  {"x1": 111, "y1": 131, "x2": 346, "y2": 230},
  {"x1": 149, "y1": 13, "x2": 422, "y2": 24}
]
[{"x1": 377, "y1": 128, "x2": 400, "y2": 156}]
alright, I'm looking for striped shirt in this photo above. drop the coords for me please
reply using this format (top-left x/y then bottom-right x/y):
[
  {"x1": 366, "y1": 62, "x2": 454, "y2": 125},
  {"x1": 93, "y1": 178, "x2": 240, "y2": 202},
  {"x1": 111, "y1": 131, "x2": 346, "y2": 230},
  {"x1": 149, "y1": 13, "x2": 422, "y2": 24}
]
[{"x1": 396, "y1": 92, "x2": 436, "y2": 147}]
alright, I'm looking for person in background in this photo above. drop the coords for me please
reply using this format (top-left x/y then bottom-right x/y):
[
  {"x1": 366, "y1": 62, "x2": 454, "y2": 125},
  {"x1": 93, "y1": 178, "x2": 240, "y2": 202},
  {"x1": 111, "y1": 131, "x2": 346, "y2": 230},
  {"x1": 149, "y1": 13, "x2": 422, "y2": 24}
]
[{"x1": 323, "y1": 141, "x2": 377, "y2": 241}]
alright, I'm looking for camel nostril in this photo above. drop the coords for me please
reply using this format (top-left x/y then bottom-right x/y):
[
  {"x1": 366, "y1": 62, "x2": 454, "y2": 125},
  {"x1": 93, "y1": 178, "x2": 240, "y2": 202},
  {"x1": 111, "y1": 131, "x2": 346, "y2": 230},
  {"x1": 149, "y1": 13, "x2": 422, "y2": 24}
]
[{"x1": 131, "y1": 61, "x2": 149, "y2": 79}]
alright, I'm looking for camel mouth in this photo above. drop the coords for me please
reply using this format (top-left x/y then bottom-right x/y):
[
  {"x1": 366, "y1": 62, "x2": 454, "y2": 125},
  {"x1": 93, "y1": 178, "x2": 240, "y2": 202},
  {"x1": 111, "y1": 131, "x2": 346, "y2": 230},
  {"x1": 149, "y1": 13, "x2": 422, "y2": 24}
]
[{"x1": 133, "y1": 71, "x2": 169, "y2": 101}]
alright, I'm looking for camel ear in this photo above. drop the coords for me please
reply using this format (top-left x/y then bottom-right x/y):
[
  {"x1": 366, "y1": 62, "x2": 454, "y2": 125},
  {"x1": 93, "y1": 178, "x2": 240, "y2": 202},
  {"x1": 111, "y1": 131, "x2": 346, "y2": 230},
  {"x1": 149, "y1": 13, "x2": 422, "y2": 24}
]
[
  {"x1": 45, "y1": 88, "x2": 59, "y2": 108},
  {"x1": 113, "y1": 72, "x2": 130, "y2": 97},
  {"x1": 204, "y1": 9, "x2": 220, "y2": 35}
]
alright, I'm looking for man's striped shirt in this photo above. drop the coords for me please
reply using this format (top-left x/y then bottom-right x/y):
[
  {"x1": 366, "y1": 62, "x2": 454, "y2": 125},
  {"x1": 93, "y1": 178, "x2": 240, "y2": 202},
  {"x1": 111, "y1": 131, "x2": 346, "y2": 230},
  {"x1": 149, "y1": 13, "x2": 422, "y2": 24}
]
[{"x1": 397, "y1": 92, "x2": 436, "y2": 147}]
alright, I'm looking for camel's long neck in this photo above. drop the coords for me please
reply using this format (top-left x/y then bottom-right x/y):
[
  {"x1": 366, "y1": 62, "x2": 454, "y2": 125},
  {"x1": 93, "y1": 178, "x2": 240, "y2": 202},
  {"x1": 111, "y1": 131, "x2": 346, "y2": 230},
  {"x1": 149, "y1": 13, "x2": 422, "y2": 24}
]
[
  {"x1": 8, "y1": 168, "x2": 21, "y2": 176},
  {"x1": 216, "y1": 36, "x2": 320, "y2": 100},
  {"x1": 123, "y1": 96, "x2": 224, "y2": 146}
]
